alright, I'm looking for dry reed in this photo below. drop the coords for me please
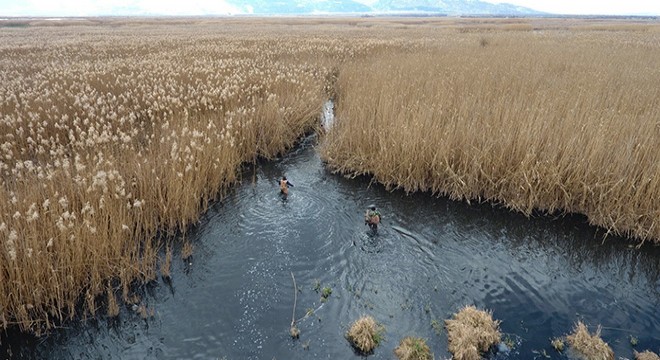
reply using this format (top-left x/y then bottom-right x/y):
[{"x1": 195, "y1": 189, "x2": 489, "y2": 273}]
[
  {"x1": 635, "y1": 350, "x2": 660, "y2": 360},
  {"x1": 444, "y1": 306, "x2": 501, "y2": 360},
  {"x1": 566, "y1": 321, "x2": 614, "y2": 360},
  {"x1": 0, "y1": 18, "x2": 344, "y2": 334},
  {"x1": 321, "y1": 23, "x2": 660, "y2": 244},
  {"x1": 346, "y1": 315, "x2": 384, "y2": 354},
  {"x1": 106, "y1": 285, "x2": 119, "y2": 318},
  {"x1": 161, "y1": 244, "x2": 173, "y2": 280},
  {"x1": 2, "y1": 16, "x2": 658, "y2": 337},
  {"x1": 394, "y1": 336, "x2": 434, "y2": 360}
]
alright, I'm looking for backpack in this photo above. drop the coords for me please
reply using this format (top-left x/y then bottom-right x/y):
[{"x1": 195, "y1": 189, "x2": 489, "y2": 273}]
[{"x1": 370, "y1": 211, "x2": 380, "y2": 224}]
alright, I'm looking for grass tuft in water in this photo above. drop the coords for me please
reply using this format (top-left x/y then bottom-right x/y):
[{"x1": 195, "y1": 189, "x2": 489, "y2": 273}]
[
  {"x1": 445, "y1": 305, "x2": 501, "y2": 360},
  {"x1": 566, "y1": 321, "x2": 614, "y2": 360},
  {"x1": 634, "y1": 350, "x2": 660, "y2": 360},
  {"x1": 346, "y1": 315, "x2": 385, "y2": 354},
  {"x1": 321, "y1": 287, "x2": 332, "y2": 299},
  {"x1": 289, "y1": 325, "x2": 300, "y2": 339},
  {"x1": 394, "y1": 336, "x2": 433, "y2": 360}
]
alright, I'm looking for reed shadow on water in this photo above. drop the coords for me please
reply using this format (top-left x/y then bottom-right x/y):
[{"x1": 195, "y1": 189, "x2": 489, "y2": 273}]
[{"x1": 2, "y1": 135, "x2": 659, "y2": 360}]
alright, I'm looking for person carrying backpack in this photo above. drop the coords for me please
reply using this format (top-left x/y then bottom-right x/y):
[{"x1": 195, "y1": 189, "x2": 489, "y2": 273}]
[{"x1": 364, "y1": 205, "x2": 381, "y2": 230}]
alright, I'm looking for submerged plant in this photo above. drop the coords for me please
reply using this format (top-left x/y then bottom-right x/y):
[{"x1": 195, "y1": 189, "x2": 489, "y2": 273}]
[
  {"x1": 320, "y1": 287, "x2": 332, "y2": 302},
  {"x1": 431, "y1": 319, "x2": 442, "y2": 336},
  {"x1": 503, "y1": 334, "x2": 515, "y2": 350},
  {"x1": 532, "y1": 349, "x2": 551, "y2": 358},
  {"x1": 630, "y1": 335, "x2": 639, "y2": 346},
  {"x1": 551, "y1": 337, "x2": 565, "y2": 352}
]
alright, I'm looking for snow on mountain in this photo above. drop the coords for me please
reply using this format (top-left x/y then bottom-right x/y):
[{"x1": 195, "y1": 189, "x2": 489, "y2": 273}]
[
  {"x1": 227, "y1": 0, "x2": 542, "y2": 15},
  {"x1": 371, "y1": 0, "x2": 541, "y2": 15}
]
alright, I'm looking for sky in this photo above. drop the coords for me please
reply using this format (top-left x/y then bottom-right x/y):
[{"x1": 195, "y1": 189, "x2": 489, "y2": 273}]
[{"x1": 1, "y1": 0, "x2": 659, "y2": 17}]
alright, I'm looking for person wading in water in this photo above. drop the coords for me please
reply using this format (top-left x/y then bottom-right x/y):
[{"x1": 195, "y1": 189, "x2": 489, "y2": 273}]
[
  {"x1": 279, "y1": 176, "x2": 294, "y2": 195},
  {"x1": 364, "y1": 205, "x2": 381, "y2": 231}
]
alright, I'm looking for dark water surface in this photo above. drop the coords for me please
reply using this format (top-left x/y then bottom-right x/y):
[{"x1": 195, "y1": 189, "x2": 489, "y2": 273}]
[{"x1": 3, "y1": 135, "x2": 660, "y2": 359}]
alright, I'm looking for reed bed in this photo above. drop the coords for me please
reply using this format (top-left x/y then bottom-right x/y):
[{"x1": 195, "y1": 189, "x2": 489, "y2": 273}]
[
  {"x1": 0, "y1": 19, "x2": 387, "y2": 334},
  {"x1": 2, "y1": 16, "x2": 658, "y2": 338},
  {"x1": 321, "y1": 26, "x2": 660, "y2": 244}
]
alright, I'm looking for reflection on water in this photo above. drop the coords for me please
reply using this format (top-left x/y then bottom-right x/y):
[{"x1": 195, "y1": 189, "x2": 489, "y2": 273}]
[{"x1": 3, "y1": 134, "x2": 660, "y2": 359}]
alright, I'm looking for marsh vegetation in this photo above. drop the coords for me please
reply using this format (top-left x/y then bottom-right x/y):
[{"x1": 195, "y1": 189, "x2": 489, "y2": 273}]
[
  {"x1": 394, "y1": 336, "x2": 434, "y2": 360},
  {"x1": 1, "y1": 17, "x2": 340, "y2": 333},
  {"x1": 566, "y1": 321, "x2": 614, "y2": 360},
  {"x1": 636, "y1": 350, "x2": 660, "y2": 360},
  {"x1": 0, "y1": 16, "x2": 659, "y2": 359},
  {"x1": 346, "y1": 315, "x2": 385, "y2": 354},
  {"x1": 320, "y1": 19, "x2": 660, "y2": 245},
  {"x1": 445, "y1": 306, "x2": 501, "y2": 360}
]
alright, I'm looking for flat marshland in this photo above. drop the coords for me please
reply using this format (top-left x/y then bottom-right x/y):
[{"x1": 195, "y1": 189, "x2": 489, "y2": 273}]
[{"x1": 0, "y1": 16, "x2": 658, "y2": 336}]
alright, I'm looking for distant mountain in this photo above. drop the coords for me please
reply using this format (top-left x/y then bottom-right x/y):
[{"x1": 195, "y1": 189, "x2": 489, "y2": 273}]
[
  {"x1": 20, "y1": 0, "x2": 542, "y2": 17},
  {"x1": 227, "y1": 0, "x2": 372, "y2": 14},
  {"x1": 226, "y1": 0, "x2": 542, "y2": 15},
  {"x1": 371, "y1": 0, "x2": 541, "y2": 15}
]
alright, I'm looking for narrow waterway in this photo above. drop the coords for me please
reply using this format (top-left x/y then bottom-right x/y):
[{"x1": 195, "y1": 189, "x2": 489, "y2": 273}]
[{"x1": 3, "y1": 133, "x2": 660, "y2": 359}]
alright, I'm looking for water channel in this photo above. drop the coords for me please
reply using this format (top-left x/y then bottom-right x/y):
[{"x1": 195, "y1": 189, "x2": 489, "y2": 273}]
[{"x1": 3, "y1": 129, "x2": 660, "y2": 360}]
